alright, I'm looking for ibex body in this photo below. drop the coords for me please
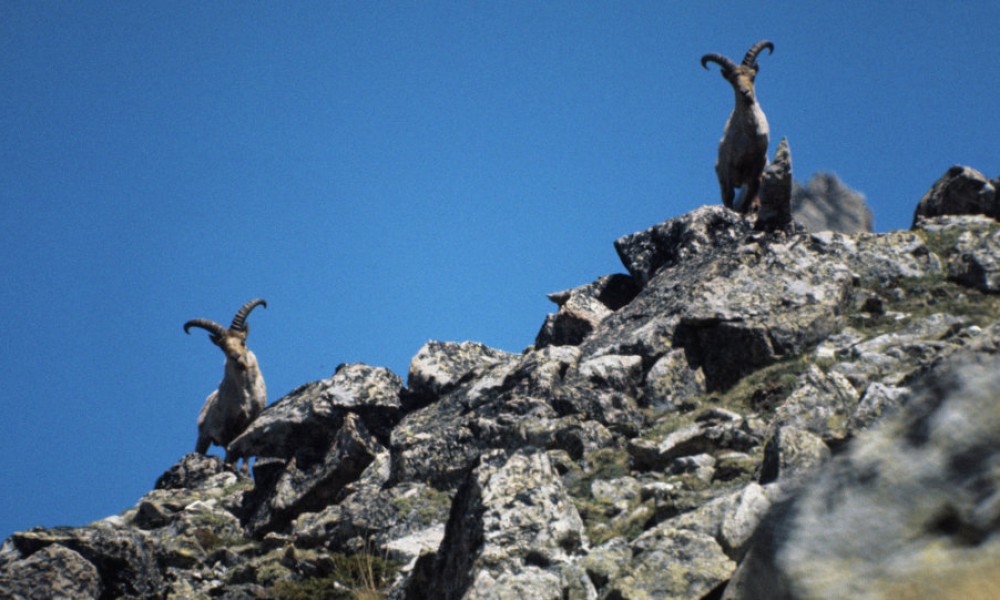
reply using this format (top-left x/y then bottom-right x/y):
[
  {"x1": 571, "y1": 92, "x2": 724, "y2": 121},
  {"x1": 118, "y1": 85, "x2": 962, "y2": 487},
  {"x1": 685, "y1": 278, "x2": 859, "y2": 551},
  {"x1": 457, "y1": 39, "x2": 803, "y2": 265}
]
[
  {"x1": 184, "y1": 298, "x2": 267, "y2": 471},
  {"x1": 702, "y1": 40, "x2": 774, "y2": 213}
]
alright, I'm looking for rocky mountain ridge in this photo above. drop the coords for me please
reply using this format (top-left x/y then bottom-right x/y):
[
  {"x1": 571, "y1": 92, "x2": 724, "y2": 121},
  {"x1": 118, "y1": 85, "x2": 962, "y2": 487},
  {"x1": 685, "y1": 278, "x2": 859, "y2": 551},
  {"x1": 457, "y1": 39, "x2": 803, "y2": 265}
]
[{"x1": 3, "y1": 165, "x2": 1000, "y2": 599}]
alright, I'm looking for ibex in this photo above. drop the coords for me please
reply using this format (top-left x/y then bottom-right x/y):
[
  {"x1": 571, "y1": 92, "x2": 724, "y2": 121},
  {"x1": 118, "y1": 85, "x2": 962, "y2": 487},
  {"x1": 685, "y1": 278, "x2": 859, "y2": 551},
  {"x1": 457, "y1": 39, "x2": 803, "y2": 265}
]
[
  {"x1": 184, "y1": 298, "x2": 267, "y2": 471},
  {"x1": 702, "y1": 40, "x2": 774, "y2": 213}
]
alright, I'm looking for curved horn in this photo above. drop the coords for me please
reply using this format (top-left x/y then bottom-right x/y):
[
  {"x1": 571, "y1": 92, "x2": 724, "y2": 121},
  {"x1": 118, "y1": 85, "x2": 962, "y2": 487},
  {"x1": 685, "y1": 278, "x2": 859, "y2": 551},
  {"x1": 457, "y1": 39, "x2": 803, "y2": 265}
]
[
  {"x1": 184, "y1": 318, "x2": 226, "y2": 338},
  {"x1": 701, "y1": 53, "x2": 737, "y2": 74},
  {"x1": 742, "y1": 40, "x2": 774, "y2": 67},
  {"x1": 230, "y1": 298, "x2": 267, "y2": 332}
]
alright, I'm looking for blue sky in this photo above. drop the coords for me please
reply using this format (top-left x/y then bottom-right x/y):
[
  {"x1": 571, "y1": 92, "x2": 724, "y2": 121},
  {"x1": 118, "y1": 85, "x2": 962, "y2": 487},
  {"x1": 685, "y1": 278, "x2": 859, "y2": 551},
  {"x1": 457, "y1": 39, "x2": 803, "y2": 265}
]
[{"x1": 2, "y1": 2, "x2": 997, "y2": 540}]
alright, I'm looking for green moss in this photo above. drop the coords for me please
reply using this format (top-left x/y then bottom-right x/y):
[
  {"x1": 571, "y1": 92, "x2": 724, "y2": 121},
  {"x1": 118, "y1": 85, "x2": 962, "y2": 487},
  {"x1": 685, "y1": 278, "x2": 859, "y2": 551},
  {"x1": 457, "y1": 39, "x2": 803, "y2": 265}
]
[
  {"x1": 263, "y1": 551, "x2": 397, "y2": 600},
  {"x1": 854, "y1": 276, "x2": 1000, "y2": 337}
]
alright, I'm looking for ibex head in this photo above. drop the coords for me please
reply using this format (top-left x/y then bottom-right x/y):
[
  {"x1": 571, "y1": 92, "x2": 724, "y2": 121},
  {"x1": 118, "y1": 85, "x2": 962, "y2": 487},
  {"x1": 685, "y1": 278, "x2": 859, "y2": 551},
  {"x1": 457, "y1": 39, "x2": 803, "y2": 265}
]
[
  {"x1": 701, "y1": 40, "x2": 774, "y2": 104},
  {"x1": 184, "y1": 298, "x2": 267, "y2": 370}
]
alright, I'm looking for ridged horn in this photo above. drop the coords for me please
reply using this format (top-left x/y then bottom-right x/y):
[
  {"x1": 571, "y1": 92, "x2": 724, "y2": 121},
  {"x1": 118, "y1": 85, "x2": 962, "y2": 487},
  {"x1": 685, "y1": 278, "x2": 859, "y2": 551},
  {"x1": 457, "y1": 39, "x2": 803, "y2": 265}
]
[
  {"x1": 230, "y1": 298, "x2": 267, "y2": 332},
  {"x1": 701, "y1": 53, "x2": 737, "y2": 74},
  {"x1": 184, "y1": 318, "x2": 226, "y2": 338},
  {"x1": 742, "y1": 40, "x2": 774, "y2": 67}
]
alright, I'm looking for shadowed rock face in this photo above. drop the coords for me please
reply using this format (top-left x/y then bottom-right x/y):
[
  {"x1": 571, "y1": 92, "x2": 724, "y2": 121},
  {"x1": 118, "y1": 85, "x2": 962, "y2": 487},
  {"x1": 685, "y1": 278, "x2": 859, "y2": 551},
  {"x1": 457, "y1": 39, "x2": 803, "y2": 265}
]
[{"x1": 4, "y1": 167, "x2": 1000, "y2": 598}]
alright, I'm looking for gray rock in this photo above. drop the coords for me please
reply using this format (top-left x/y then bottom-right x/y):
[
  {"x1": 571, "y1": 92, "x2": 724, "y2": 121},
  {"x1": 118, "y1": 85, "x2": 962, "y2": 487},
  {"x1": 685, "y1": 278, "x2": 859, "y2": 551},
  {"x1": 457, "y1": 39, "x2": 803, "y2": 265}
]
[
  {"x1": 402, "y1": 449, "x2": 588, "y2": 600},
  {"x1": 242, "y1": 413, "x2": 384, "y2": 536},
  {"x1": 536, "y1": 274, "x2": 641, "y2": 348},
  {"x1": 408, "y1": 340, "x2": 515, "y2": 401},
  {"x1": 727, "y1": 353, "x2": 1000, "y2": 599},
  {"x1": 830, "y1": 313, "x2": 966, "y2": 389},
  {"x1": 807, "y1": 229, "x2": 942, "y2": 285},
  {"x1": 613, "y1": 205, "x2": 751, "y2": 285},
  {"x1": 154, "y1": 452, "x2": 231, "y2": 491},
  {"x1": 0, "y1": 544, "x2": 102, "y2": 600},
  {"x1": 609, "y1": 526, "x2": 735, "y2": 599},
  {"x1": 579, "y1": 536, "x2": 632, "y2": 589},
  {"x1": 642, "y1": 348, "x2": 706, "y2": 410},
  {"x1": 666, "y1": 482, "x2": 774, "y2": 561},
  {"x1": 629, "y1": 414, "x2": 759, "y2": 472},
  {"x1": 848, "y1": 382, "x2": 909, "y2": 434},
  {"x1": 792, "y1": 172, "x2": 873, "y2": 233},
  {"x1": 8, "y1": 525, "x2": 163, "y2": 598},
  {"x1": 229, "y1": 362, "x2": 401, "y2": 462},
  {"x1": 757, "y1": 137, "x2": 793, "y2": 231},
  {"x1": 949, "y1": 228, "x2": 1000, "y2": 293},
  {"x1": 913, "y1": 165, "x2": 999, "y2": 226},
  {"x1": 771, "y1": 365, "x2": 860, "y2": 444},
  {"x1": 759, "y1": 426, "x2": 831, "y2": 485}
]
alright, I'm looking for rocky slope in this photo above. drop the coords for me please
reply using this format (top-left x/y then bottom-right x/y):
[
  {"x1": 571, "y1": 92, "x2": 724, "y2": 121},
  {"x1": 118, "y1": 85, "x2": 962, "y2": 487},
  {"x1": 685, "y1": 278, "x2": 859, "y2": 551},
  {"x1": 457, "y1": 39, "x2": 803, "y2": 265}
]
[{"x1": 3, "y1": 165, "x2": 1000, "y2": 600}]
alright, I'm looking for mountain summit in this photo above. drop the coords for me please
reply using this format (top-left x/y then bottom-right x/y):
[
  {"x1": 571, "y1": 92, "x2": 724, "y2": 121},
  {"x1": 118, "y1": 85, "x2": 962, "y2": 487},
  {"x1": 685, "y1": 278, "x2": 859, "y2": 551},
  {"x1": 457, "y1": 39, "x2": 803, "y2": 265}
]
[{"x1": 3, "y1": 165, "x2": 1000, "y2": 599}]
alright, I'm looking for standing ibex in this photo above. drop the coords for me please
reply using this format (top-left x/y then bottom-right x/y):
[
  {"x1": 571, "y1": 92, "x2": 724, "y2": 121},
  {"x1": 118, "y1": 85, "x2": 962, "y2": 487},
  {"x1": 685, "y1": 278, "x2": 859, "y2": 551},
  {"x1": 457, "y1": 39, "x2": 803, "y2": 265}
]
[
  {"x1": 702, "y1": 40, "x2": 774, "y2": 213},
  {"x1": 184, "y1": 298, "x2": 267, "y2": 471}
]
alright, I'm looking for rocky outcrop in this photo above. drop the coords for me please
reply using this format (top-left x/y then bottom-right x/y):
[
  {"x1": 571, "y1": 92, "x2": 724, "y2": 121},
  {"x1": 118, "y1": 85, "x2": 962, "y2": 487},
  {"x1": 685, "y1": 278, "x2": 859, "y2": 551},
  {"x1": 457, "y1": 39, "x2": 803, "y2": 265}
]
[
  {"x1": 757, "y1": 137, "x2": 793, "y2": 231},
  {"x1": 913, "y1": 165, "x2": 999, "y2": 225},
  {"x1": 536, "y1": 274, "x2": 641, "y2": 348},
  {"x1": 5, "y1": 168, "x2": 1000, "y2": 598}
]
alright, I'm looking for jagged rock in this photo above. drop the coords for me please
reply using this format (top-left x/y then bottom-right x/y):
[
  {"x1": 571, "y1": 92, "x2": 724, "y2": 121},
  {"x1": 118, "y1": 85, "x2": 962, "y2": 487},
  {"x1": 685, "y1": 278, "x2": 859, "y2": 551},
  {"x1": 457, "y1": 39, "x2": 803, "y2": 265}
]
[
  {"x1": 294, "y1": 476, "x2": 451, "y2": 555},
  {"x1": 949, "y1": 228, "x2": 1000, "y2": 293},
  {"x1": 758, "y1": 426, "x2": 831, "y2": 485},
  {"x1": 514, "y1": 417, "x2": 615, "y2": 460},
  {"x1": 7, "y1": 525, "x2": 163, "y2": 598},
  {"x1": 391, "y1": 344, "x2": 644, "y2": 487},
  {"x1": 726, "y1": 353, "x2": 1000, "y2": 599},
  {"x1": 608, "y1": 526, "x2": 735, "y2": 599},
  {"x1": 154, "y1": 452, "x2": 230, "y2": 490},
  {"x1": 847, "y1": 382, "x2": 909, "y2": 434},
  {"x1": 912, "y1": 165, "x2": 999, "y2": 226},
  {"x1": 756, "y1": 137, "x2": 793, "y2": 231},
  {"x1": 407, "y1": 340, "x2": 515, "y2": 401},
  {"x1": 243, "y1": 413, "x2": 384, "y2": 536},
  {"x1": 807, "y1": 229, "x2": 942, "y2": 285},
  {"x1": 535, "y1": 274, "x2": 641, "y2": 348},
  {"x1": 0, "y1": 543, "x2": 102, "y2": 600},
  {"x1": 629, "y1": 418, "x2": 758, "y2": 473},
  {"x1": 792, "y1": 172, "x2": 873, "y2": 233},
  {"x1": 579, "y1": 537, "x2": 631, "y2": 589},
  {"x1": 667, "y1": 482, "x2": 775, "y2": 561},
  {"x1": 613, "y1": 205, "x2": 752, "y2": 285},
  {"x1": 401, "y1": 449, "x2": 589, "y2": 600},
  {"x1": 229, "y1": 362, "x2": 401, "y2": 462},
  {"x1": 641, "y1": 348, "x2": 706, "y2": 409},
  {"x1": 771, "y1": 365, "x2": 860, "y2": 444},
  {"x1": 829, "y1": 313, "x2": 966, "y2": 389},
  {"x1": 389, "y1": 352, "x2": 532, "y2": 488},
  {"x1": 589, "y1": 209, "x2": 856, "y2": 391}
]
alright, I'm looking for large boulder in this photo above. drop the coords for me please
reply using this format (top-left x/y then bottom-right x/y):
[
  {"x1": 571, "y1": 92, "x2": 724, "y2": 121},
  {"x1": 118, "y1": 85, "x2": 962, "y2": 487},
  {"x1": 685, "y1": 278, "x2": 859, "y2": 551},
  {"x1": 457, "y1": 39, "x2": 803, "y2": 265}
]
[
  {"x1": 0, "y1": 544, "x2": 102, "y2": 600},
  {"x1": 407, "y1": 340, "x2": 516, "y2": 403},
  {"x1": 613, "y1": 205, "x2": 751, "y2": 285},
  {"x1": 725, "y1": 353, "x2": 1000, "y2": 599},
  {"x1": 535, "y1": 274, "x2": 641, "y2": 348},
  {"x1": 912, "y1": 165, "x2": 999, "y2": 226},
  {"x1": 242, "y1": 413, "x2": 384, "y2": 536},
  {"x1": 228, "y1": 362, "x2": 402, "y2": 462},
  {"x1": 400, "y1": 449, "x2": 590, "y2": 600},
  {"x1": 5, "y1": 525, "x2": 163, "y2": 598},
  {"x1": 949, "y1": 228, "x2": 1000, "y2": 293}
]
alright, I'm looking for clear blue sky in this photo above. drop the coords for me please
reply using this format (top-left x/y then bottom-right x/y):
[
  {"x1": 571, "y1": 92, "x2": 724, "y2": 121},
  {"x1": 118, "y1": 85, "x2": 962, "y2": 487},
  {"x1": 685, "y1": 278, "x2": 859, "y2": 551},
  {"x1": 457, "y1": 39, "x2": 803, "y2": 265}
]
[{"x1": 2, "y1": 2, "x2": 997, "y2": 540}]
